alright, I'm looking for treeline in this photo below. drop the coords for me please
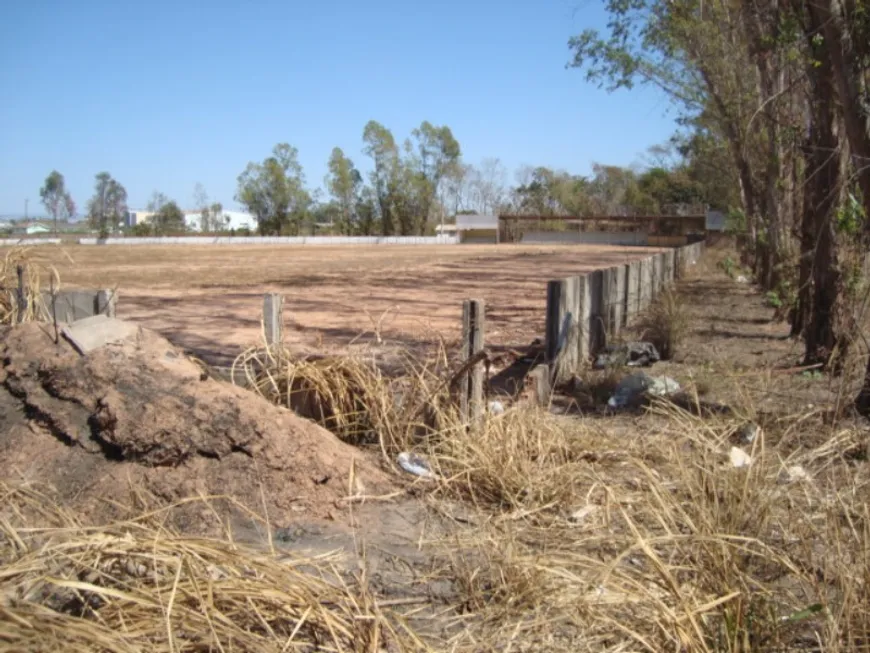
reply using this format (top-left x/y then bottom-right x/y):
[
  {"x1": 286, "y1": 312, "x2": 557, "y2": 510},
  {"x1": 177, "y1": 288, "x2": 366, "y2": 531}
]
[
  {"x1": 570, "y1": 0, "x2": 870, "y2": 406},
  {"x1": 39, "y1": 120, "x2": 729, "y2": 239}
]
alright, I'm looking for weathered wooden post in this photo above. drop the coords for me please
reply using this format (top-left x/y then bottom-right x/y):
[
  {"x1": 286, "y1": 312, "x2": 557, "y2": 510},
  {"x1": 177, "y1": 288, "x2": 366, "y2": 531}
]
[
  {"x1": 15, "y1": 264, "x2": 26, "y2": 324},
  {"x1": 263, "y1": 293, "x2": 284, "y2": 347},
  {"x1": 461, "y1": 299, "x2": 485, "y2": 424},
  {"x1": 545, "y1": 277, "x2": 580, "y2": 385}
]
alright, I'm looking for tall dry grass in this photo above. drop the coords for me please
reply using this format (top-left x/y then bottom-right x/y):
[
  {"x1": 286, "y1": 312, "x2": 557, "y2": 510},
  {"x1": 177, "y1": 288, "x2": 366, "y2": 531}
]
[
  {"x1": 0, "y1": 482, "x2": 426, "y2": 653},
  {"x1": 0, "y1": 247, "x2": 59, "y2": 325},
  {"x1": 421, "y1": 396, "x2": 870, "y2": 652}
]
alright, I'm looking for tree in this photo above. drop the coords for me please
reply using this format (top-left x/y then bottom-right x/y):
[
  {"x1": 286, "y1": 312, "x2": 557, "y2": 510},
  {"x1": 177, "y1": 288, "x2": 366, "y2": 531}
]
[
  {"x1": 152, "y1": 200, "x2": 186, "y2": 234},
  {"x1": 362, "y1": 121, "x2": 402, "y2": 235},
  {"x1": 146, "y1": 191, "x2": 169, "y2": 213},
  {"x1": 326, "y1": 147, "x2": 363, "y2": 234},
  {"x1": 87, "y1": 172, "x2": 127, "y2": 238},
  {"x1": 468, "y1": 158, "x2": 508, "y2": 215},
  {"x1": 236, "y1": 143, "x2": 311, "y2": 235},
  {"x1": 39, "y1": 171, "x2": 76, "y2": 236},
  {"x1": 408, "y1": 121, "x2": 462, "y2": 232},
  {"x1": 193, "y1": 183, "x2": 226, "y2": 232}
]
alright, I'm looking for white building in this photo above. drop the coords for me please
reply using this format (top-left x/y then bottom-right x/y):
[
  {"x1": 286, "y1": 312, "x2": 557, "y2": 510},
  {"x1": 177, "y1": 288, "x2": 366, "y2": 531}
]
[
  {"x1": 185, "y1": 210, "x2": 256, "y2": 232},
  {"x1": 127, "y1": 208, "x2": 257, "y2": 232}
]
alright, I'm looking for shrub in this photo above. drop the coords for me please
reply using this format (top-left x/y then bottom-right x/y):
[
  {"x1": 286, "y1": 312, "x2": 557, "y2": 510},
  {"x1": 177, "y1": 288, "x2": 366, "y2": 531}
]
[{"x1": 637, "y1": 287, "x2": 689, "y2": 360}]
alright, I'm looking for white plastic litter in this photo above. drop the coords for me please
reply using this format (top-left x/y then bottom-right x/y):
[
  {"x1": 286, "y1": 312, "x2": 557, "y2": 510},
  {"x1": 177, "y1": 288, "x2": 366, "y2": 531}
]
[
  {"x1": 397, "y1": 452, "x2": 436, "y2": 479},
  {"x1": 607, "y1": 373, "x2": 681, "y2": 409},
  {"x1": 778, "y1": 465, "x2": 809, "y2": 484},
  {"x1": 729, "y1": 447, "x2": 752, "y2": 468},
  {"x1": 736, "y1": 275, "x2": 749, "y2": 283},
  {"x1": 489, "y1": 400, "x2": 506, "y2": 416}
]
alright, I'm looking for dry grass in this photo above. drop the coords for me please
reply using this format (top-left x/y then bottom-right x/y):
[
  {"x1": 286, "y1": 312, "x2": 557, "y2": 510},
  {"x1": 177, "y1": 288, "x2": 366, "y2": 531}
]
[
  {"x1": 0, "y1": 247, "x2": 58, "y2": 325},
  {"x1": 230, "y1": 340, "x2": 459, "y2": 454},
  {"x1": 0, "y1": 482, "x2": 425, "y2": 653},
  {"x1": 417, "y1": 396, "x2": 870, "y2": 652},
  {"x1": 636, "y1": 286, "x2": 690, "y2": 360}
]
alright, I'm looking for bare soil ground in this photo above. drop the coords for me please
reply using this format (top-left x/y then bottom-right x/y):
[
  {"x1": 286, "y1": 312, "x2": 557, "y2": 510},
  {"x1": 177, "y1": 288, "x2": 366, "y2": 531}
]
[{"x1": 23, "y1": 244, "x2": 662, "y2": 365}]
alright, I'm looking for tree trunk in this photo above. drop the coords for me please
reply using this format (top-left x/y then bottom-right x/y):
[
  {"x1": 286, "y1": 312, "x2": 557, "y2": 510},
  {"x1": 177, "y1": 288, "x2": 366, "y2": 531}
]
[{"x1": 801, "y1": 0, "x2": 852, "y2": 370}]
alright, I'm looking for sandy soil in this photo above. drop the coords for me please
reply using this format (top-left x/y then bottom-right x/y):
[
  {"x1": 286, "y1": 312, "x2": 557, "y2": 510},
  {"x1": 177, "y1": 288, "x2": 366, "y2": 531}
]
[{"x1": 24, "y1": 244, "x2": 662, "y2": 365}]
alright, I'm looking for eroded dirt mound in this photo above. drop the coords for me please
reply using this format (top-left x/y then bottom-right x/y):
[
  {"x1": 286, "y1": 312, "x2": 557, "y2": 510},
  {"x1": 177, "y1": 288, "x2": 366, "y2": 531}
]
[{"x1": 0, "y1": 322, "x2": 396, "y2": 534}]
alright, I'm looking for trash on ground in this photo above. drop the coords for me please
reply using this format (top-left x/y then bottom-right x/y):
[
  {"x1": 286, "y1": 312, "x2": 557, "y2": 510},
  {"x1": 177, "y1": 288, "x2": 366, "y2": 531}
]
[
  {"x1": 778, "y1": 465, "x2": 810, "y2": 484},
  {"x1": 569, "y1": 505, "x2": 600, "y2": 524},
  {"x1": 729, "y1": 447, "x2": 752, "y2": 468},
  {"x1": 736, "y1": 275, "x2": 749, "y2": 283},
  {"x1": 738, "y1": 422, "x2": 761, "y2": 444},
  {"x1": 594, "y1": 341, "x2": 661, "y2": 370},
  {"x1": 607, "y1": 373, "x2": 681, "y2": 409},
  {"x1": 397, "y1": 452, "x2": 436, "y2": 479},
  {"x1": 489, "y1": 400, "x2": 506, "y2": 416}
]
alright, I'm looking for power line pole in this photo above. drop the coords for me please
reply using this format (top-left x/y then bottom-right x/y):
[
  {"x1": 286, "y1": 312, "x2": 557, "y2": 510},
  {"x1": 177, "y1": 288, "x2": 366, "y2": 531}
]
[{"x1": 24, "y1": 198, "x2": 29, "y2": 220}]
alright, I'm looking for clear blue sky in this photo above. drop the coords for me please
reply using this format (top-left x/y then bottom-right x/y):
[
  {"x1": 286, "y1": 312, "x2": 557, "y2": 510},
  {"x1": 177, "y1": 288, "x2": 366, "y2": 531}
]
[{"x1": 0, "y1": 0, "x2": 677, "y2": 217}]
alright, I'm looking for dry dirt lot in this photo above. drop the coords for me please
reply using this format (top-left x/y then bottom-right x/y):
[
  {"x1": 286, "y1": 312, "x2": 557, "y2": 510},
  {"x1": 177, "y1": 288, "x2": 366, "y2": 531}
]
[{"x1": 24, "y1": 243, "x2": 661, "y2": 365}]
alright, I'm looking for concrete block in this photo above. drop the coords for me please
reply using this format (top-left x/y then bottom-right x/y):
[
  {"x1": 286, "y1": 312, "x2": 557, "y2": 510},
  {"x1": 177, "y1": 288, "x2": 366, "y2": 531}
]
[
  {"x1": 664, "y1": 250, "x2": 676, "y2": 284},
  {"x1": 585, "y1": 270, "x2": 605, "y2": 358},
  {"x1": 639, "y1": 258, "x2": 653, "y2": 310},
  {"x1": 625, "y1": 260, "x2": 642, "y2": 323},
  {"x1": 263, "y1": 293, "x2": 284, "y2": 346},
  {"x1": 546, "y1": 277, "x2": 581, "y2": 384},
  {"x1": 652, "y1": 253, "x2": 665, "y2": 297},
  {"x1": 62, "y1": 315, "x2": 140, "y2": 355},
  {"x1": 603, "y1": 265, "x2": 626, "y2": 336},
  {"x1": 527, "y1": 364, "x2": 552, "y2": 406},
  {"x1": 46, "y1": 289, "x2": 117, "y2": 324}
]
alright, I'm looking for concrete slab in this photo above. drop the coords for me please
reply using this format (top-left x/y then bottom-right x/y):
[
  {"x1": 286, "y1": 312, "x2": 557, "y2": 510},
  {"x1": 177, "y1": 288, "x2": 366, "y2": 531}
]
[
  {"x1": 603, "y1": 265, "x2": 626, "y2": 336},
  {"x1": 639, "y1": 258, "x2": 653, "y2": 310},
  {"x1": 45, "y1": 289, "x2": 117, "y2": 323},
  {"x1": 62, "y1": 315, "x2": 140, "y2": 355}
]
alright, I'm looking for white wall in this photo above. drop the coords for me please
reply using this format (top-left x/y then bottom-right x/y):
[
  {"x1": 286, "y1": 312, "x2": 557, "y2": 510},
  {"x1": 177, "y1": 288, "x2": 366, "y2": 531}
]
[
  {"x1": 0, "y1": 238, "x2": 62, "y2": 246},
  {"x1": 78, "y1": 235, "x2": 460, "y2": 246}
]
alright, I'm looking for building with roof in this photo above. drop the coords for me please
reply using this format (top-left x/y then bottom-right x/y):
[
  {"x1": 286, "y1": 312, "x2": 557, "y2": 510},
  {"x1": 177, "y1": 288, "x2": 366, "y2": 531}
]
[{"x1": 454, "y1": 214, "x2": 499, "y2": 244}]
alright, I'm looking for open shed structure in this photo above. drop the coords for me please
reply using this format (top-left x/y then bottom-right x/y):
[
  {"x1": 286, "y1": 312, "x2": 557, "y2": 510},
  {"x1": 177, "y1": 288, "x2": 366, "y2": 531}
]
[{"x1": 497, "y1": 214, "x2": 708, "y2": 247}]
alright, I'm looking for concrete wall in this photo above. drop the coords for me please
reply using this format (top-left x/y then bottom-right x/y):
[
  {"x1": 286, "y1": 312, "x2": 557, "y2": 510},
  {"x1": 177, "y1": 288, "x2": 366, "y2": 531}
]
[
  {"x1": 520, "y1": 231, "x2": 648, "y2": 246},
  {"x1": 78, "y1": 235, "x2": 460, "y2": 246},
  {"x1": 0, "y1": 238, "x2": 62, "y2": 246},
  {"x1": 39, "y1": 289, "x2": 117, "y2": 323},
  {"x1": 545, "y1": 241, "x2": 704, "y2": 382}
]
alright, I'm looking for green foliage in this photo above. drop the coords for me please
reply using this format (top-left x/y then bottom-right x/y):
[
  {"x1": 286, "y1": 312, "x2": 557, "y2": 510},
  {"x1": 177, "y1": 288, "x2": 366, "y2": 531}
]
[
  {"x1": 236, "y1": 143, "x2": 311, "y2": 236},
  {"x1": 718, "y1": 256, "x2": 737, "y2": 279},
  {"x1": 131, "y1": 223, "x2": 154, "y2": 237},
  {"x1": 326, "y1": 147, "x2": 363, "y2": 234},
  {"x1": 835, "y1": 193, "x2": 865, "y2": 236},
  {"x1": 725, "y1": 209, "x2": 747, "y2": 235},
  {"x1": 39, "y1": 170, "x2": 75, "y2": 234},
  {"x1": 764, "y1": 291, "x2": 783, "y2": 309},
  {"x1": 87, "y1": 172, "x2": 127, "y2": 238},
  {"x1": 152, "y1": 200, "x2": 186, "y2": 234}
]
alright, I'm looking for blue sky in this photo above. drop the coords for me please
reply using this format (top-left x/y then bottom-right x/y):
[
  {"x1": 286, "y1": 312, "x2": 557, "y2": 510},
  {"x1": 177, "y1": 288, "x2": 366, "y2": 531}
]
[{"x1": 0, "y1": 0, "x2": 677, "y2": 217}]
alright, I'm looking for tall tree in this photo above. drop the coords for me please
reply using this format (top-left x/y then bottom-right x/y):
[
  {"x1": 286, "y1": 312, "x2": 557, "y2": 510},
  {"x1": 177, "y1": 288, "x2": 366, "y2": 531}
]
[
  {"x1": 362, "y1": 121, "x2": 402, "y2": 235},
  {"x1": 193, "y1": 183, "x2": 225, "y2": 232},
  {"x1": 87, "y1": 172, "x2": 127, "y2": 238},
  {"x1": 325, "y1": 147, "x2": 363, "y2": 234},
  {"x1": 409, "y1": 121, "x2": 462, "y2": 232},
  {"x1": 152, "y1": 200, "x2": 187, "y2": 234},
  {"x1": 39, "y1": 170, "x2": 75, "y2": 236},
  {"x1": 236, "y1": 143, "x2": 311, "y2": 235}
]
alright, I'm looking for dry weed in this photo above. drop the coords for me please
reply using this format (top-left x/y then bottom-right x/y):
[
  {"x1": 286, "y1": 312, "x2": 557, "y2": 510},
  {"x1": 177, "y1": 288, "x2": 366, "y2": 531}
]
[
  {"x1": 0, "y1": 481, "x2": 424, "y2": 653},
  {"x1": 636, "y1": 286, "x2": 689, "y2": 360},
  {"x1": 0, "y1": 247, "x2": 59, "y2": 325}
]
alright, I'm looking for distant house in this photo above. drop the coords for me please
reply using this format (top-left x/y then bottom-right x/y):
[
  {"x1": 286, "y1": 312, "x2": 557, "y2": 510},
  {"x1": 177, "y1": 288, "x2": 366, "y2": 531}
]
[
  {"x1": 185, "y1": 210, "x2": 256, "y2": 232},
  {"x1": 455, "y1": 214, "x2": 499, "y2": 244},
  {"x1": 25, "y1": 223, "x2": 51, "y2": 235},
  {"x1": 705, "y1": 210, "x2": 727, "y2": 232}
]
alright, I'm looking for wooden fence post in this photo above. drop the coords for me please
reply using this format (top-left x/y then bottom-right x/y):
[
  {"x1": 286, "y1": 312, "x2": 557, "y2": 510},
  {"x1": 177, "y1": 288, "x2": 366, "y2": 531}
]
[
  {"x1": 545, "y1": 278, "x2": 580, "y2": 385},
  {"x1": 16, "y1": 265, "x2": 26, "y2": 324},
  {"x1": 461, "y1": 299, "x2": 485, "y2": 424},
  {"x1": 263, "y1": 293, "x2": 284, "y2": 347}
]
